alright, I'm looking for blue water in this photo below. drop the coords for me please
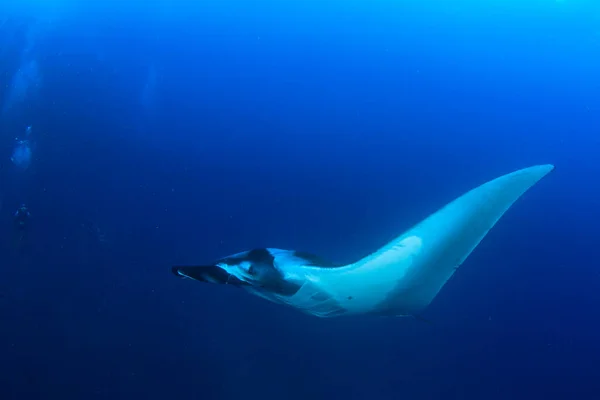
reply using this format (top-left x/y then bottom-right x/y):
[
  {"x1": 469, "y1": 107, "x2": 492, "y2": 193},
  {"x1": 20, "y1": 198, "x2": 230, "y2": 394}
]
[{"x1": 0, "y1": 1, "x2": 599, "y2": 399}]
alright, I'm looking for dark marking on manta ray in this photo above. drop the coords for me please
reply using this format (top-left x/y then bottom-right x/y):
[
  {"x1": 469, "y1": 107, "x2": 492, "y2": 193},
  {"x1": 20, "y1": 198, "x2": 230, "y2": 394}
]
[
  {"x1": 293, "y1": 251, "x2": 340, "y2": 268},
  {"x1": 249, "y1": 263, "x2": 301, "y2": 296},
  {"x1": 219, "y1": 249, "x2": 302, "y2": 296},
  {"x1": 246, "y1": 248, "x2": 275, "y2": 265},
  {"x1": 262, "y1": 279, "x2": 301, "y2": 296},
  {"x1": 220, "y1": 248, "x2": 275, "y2": 267}
]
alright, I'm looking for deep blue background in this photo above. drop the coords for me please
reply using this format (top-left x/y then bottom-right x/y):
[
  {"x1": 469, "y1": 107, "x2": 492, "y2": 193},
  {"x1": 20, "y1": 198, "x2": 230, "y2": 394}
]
[{"x1": 0, "y1": 1, "x2": 599, "y2": 399}]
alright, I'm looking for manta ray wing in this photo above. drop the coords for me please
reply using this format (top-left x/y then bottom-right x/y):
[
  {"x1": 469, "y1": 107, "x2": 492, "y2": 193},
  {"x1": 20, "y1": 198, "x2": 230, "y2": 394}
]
[{"x1": 296, "y1": 164, "x2": 554, "y2": 317}]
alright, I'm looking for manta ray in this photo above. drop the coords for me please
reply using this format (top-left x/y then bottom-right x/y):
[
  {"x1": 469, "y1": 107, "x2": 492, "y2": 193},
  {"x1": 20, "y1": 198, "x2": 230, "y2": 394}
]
[{"x1": 172, "y1": 164, "x2": 554, "y2": 318}]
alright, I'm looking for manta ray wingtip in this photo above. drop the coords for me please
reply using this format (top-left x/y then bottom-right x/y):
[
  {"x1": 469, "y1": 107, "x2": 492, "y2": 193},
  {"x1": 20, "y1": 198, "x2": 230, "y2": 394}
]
[
  {"x1": 537, "y1": 163, "x2": 554, "y2": 173},
  {"x1": 526, "y1": 164, "x2": 554, "y2": 175}
]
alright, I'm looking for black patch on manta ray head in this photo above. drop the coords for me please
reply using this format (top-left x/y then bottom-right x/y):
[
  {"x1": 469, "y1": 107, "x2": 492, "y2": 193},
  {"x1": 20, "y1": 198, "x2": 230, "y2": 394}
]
[
  {"x1": 246, "y1": 248, "x2": 276, "y2": 265},
  {"x1": 210, "y1": 248, "x2": 301, "y2": 296},
  {"x1": 292, "y1": 251, "x2": 341, "y2": 268},
  {"x1": 219, "y1": 248, "x2": 275, "y2": 267},
  {"x1": 243, "y1": 249, "x2": 300, "y2": 296}
]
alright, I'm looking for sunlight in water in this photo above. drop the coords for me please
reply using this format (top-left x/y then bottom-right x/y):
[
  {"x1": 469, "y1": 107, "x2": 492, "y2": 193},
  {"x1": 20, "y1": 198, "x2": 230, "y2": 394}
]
[
  {"x1": 2, "y1": 59, "x2": 41, "y2": 116},
  {"x1": 11, "y1": 139, "x2": 32, "y2": 169}
]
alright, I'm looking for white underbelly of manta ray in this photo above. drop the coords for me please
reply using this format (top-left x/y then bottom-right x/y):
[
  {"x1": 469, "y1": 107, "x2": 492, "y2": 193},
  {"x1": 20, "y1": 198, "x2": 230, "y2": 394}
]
[{"x1": 173, "y1": 164, "x2": 554, "y2": 318}]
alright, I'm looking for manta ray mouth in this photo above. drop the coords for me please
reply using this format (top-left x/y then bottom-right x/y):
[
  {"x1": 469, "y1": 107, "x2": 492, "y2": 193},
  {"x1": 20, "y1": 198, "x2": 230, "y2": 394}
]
[{"x1": 171, "y1": 265, "x2": 246, "y2": 286}]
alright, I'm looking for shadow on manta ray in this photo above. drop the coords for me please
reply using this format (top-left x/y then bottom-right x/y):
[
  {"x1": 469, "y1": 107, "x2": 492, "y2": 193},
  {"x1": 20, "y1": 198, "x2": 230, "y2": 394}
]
[{"x1": 172, "y1": 164, "x2": 555, "y2": 318}]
